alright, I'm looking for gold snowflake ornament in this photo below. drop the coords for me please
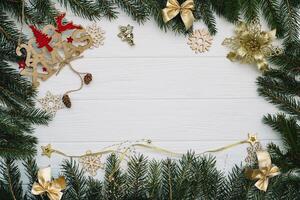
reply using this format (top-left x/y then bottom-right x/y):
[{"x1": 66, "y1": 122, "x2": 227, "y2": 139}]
[
  {"x1": 38, "y1": 91, "x2": 65, "y2": 115},
  {"x1": 79, "y1": 151, "x2": 104, "y2": 176},
  {"x1": 222, "y1": 19, "x2": 283, "y2": 71},
  {"x1": 188, "y1": 29, "x2": 213, "y2": 53},
  {"x1": 86, "y1": 23, "x2": 105, "y2": 48}
]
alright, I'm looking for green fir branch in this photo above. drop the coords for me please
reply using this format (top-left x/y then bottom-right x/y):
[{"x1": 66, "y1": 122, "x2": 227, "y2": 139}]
[
  {"x1": 113, "y1": 0, "x2": 149, "y2": 24},
  {"x1": 0, "y1": 158, "x2": 23, "y2": 200},
  {"x1": 57, "y1": 0, "x2": 101, "y2": 20},
  {"x1": 61, "y1": 159, "x2": 87, "y2": 200},
  {"x1": 96, "y1": 0, "x2": 118, "y2": 20}
]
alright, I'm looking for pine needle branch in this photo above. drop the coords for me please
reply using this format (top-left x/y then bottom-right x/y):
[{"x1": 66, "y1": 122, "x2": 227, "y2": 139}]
[{"x1": 61, "y1": 159, "x2": 87, "y2": 200}]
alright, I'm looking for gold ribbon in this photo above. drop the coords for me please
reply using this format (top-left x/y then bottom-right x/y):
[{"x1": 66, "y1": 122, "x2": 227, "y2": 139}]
[
  {"x1": 245, "y1": 151, "x2": 280, "y2": 192},
  {"x1": 31, "y1": 167, "x2": 66, "y2": 200},
  {"x1": 162, "y1": 0, "x2": 195, "y2": 30}
]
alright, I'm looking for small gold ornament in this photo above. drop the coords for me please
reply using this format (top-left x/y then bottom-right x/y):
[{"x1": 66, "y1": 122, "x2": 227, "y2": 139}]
[
  {"x1": 79, "y1": 150, "x2": 104, "y2": 176},
  {"x1": 245, "y1": 151, "x2": 280, "y2": 192},
  {"x1": 41, "y1": 144, "x2": 55, "y2": 158},
  {"x1": 188, "y1": 29, "x2": 213, "y2": 53},
  {"x1": 245, "y1": 142, "x2": 263, "y2": 166},
  {"x1": 118, "y1": 24, "x2": 134, "y2": 46},
  {"x1": 222, "y1": 19, "x2": 282, "y2": 71},
  {"x1": 247, "y1": 134, "x2": 259, "y2": 146},
  {"x1": 162, "y1": 0, "x2": 195, "y2": 30},
  {"x1": 38, "y1": 91, "x2": 65, "y2": 115},
  {"x1": 31, "y1": 167, "x2": 66, "y2": 200},
  {"x1": 86, "y1": 23, "x2": 105, "y2": 48}
]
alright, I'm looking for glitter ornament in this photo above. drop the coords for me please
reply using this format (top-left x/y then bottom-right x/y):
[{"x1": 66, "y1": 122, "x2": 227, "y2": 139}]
[
  {"x1": 118, "y1": 25, "x2": 134, "y2": 46},
  {"x1": 222, "y1": 19, "x2": 282, "y2": 71},
  {"x1": 86, "y1": 23, "x2": 105, "y2": 48},
  {"x1": 38, "y1": 91, "x2": 65, "y2": 115},
  {"x1": 245, "y1": 142, "x2": 263, "y2": 166},
  {"x1": 187, "y1": 29, "x2": 213, "y2": 53},
  {"x1": 79, "y1": 150, "x2": 104, "y2": 176}
]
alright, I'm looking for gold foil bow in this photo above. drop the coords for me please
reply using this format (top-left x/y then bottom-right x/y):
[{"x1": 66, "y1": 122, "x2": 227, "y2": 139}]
[
  {"x1": 162, "y1": 0, "x2": 195, "y2": 30},
  {"x1": 31, "y1": 167, "x2": 66, "y2": 200},
  {"x1": 245, "y1": 151, "x2": 280, "y2": 192}
]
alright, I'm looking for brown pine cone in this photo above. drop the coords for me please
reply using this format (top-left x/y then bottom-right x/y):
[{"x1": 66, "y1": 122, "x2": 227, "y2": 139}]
[
  {"x1": 62, "y1": 94, "x2": 71, "y2": 108},
  {"x1": 84, "y1": 73, "x2": 93, "y2": 85}
]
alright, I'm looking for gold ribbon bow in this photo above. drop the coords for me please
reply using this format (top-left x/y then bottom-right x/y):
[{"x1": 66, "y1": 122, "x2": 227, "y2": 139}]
[
  {"x1": 245, "y1": 151, "x2": 280, "y2": 192},
  {"x1": 162, "y1": 0, "x2": 195, "y2": 30},
  {"x1": 31, "y1": 167, "x2": 66, "y2": 200}
]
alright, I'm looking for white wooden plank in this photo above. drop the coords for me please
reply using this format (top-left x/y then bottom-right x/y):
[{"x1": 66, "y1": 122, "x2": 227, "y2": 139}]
[
  {"x1": 37, "y1": 57, "x2": 262, "y2": 99},
  {"x1": 35, "y1": 98, "x2": 278, "y2": 142}
]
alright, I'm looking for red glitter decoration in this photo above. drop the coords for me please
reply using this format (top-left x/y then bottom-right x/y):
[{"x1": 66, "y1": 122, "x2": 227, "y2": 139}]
[
  {"x1": 55, "y1": 13, "x2": 82, "y2": 33},
  {"x1": 29, "y1": 25, "x2": 53, "y2": 52},
  {"x1": 18, "y1": 60, "x2": 26, "y2": 70},
  {"x1": 67, "y1": 36, "x2": 73, "y2": 43}
]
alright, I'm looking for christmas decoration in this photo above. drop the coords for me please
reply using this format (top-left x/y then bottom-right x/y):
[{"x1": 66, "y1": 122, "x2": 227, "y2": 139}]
[
  {"x1": 84, "y1": 73, "x2": 93, "y2": 85},
  {"x1": 118, "y1": 25, "x2": 134, "y2": 46},
  {"x1": 162, "y1": 0, "x2": 195, "y2": 30},
  {"x1": 187, "y1": 29, "x2": 213, "y2": 53},
  {"x1": 245, "y1": 151, "x2": 280, "y2": 192},
  {"x1": 2, "y1": 1, "x2": 300, "y2": 199},
  {"x1": 222, "y1": 19, "x2": 283, "y2": 71},
  {"x1": 18, "y1": 59, "x2": 26, "y2": 70},
  {"x1": 31, "y1": 167, "x2": 66, "y2": 200},
  {"x1": 38, "y1": 91, "x2": 65, "y2": 115},
  {"x1": 41, "y1": 144, "x2": 55, "y2": 158},
  {"x1": 54, "y1": 13, "x2": 82, "y2": 33},
  {"x1": 79, "y1": 151, "x2": 104, "y2": 176},
  {"x1": 245, "y1": 142, "x2": 263, "y2": 166},
  {"x1": 29, "y1": 25, "x2": 53, "y2": 52},
  {"x1": 16, "y1": 13, "x2": 93, "y2": 87},
  {"x1": 62, "y1": 94, "x2": 72, "y2": 108},
  {"x1": 86, "y1": 23, "x2": 105, "y2": 48}
]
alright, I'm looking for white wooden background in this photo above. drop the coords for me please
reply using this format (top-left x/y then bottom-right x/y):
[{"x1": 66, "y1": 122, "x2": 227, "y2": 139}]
[{"x1": 23, "y1": 8, "x2": 281, "y2": 177}]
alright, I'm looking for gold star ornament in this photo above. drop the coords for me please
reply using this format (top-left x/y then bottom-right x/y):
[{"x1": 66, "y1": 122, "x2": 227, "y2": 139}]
[
  {"x1": 41, "y1": 144, "x2": 55, "y2": 158},
  {"x1": 247, "y1": 134, "x2": 258, "y2": 146},
  {"x1": 222, "y1": 19, "x2": 282, "y2": 71}
]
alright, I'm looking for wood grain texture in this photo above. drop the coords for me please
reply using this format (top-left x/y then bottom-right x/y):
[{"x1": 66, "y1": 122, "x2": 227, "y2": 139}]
[{"x1": 27, "y1": 8, "x2": 281, "y2": 175}]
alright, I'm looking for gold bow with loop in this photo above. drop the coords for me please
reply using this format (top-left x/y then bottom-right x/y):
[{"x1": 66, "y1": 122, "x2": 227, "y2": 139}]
[
  {"x1": 31, "y1": 167, "x2": 66, "y2": 200},
  {"x1": 162, "y1": 0, "x2": 195, "y2": 30},
  {"x1": 245, "y1": 151, "x2": 280, "y2": 192}
]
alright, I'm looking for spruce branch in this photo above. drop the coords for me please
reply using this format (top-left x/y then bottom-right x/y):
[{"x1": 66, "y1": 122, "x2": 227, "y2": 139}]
[
  {"x1": 240, "y1": 0, "x2": 260, "y2": 22},
  {"x1": 195, "y1": 0, "x2": 217, "y2": 35},
  {"x1": 260, "y1": 0, "x2": 284, "y2": 37},
  {"x1": 263, "y1": 114, "x2": 300, "y2": 154},
  {"x1": 146, "y1": 160, "x2": 161, "y2": 199},
  {"x1": 0, "y1": 158, "x2": 23, "y2": 200},
  {"x1": 86, "y1": 177, "x2": 103, "y2": 200},
  {"x1": 257, "y1": 87, "x2": 300, "y2": 118},
  {"x1": 61, "y1": 159, "x2": 87, "y2": 200},
  {"x1": 113, "y1": 0, "x2": 149, "y2": 24},
  {"x1": 209, "y1": 0, "x2": 240, "y2": 23},
  {"x1": 57, "y1": 0, "x2": 101, "y2": 20},
  {"x1": 96, "y1": 0, "x2": 118, "y2": 20},
  {"x1": 280, "y1": 0, "x2": 300, "y2": 43},
  {"x1": 124, "y1": 154, "x2": 148, "y2": 199},
  {"x1": 104, "y1": 154, "x2": 126, "y2": 200}
]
